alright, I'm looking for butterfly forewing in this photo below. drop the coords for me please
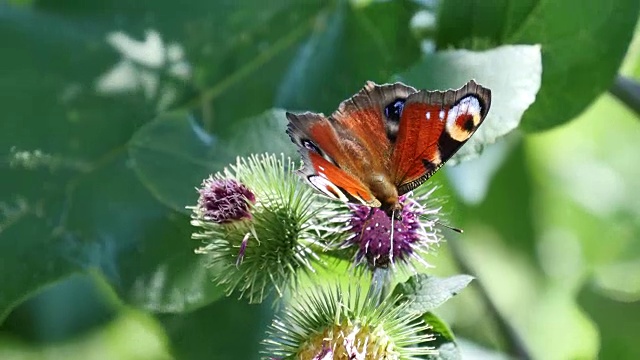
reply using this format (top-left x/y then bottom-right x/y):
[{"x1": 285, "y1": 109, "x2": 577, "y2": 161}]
[
  {"x1": 286, "y1": 112, "x2": 381, "y2": 207},
  {"x1": 391, "y1": 80, "x2": 491, "y2": 194},
  {"x1": 332, "y1": 81, "x2": 418, "y2": 145}
]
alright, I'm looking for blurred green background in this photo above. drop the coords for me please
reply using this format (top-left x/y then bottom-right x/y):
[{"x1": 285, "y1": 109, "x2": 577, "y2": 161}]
[{"x1": 1, "y1": 0, "x2": 639, "y2": 359}]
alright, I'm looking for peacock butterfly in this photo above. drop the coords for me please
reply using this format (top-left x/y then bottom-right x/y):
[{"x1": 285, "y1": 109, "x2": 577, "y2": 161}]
[{"x1": 286, "y1": 80, "x2": 491, "y2": 218}]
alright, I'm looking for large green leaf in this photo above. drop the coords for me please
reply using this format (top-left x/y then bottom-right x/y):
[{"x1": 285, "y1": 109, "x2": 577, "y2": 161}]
[
  {"x1": 393, "y1": 274, "x2": 474, "y2": 314},
  {"x1": 0, "y1": 1, "x2": 323, "y2": 321},
  {"x1": 0, "y1": 0, "x2": 425, "y2": 323},
  {"x1": 276, "y1": 0, "x2": 420, "y2": 114},
  {"x1": 0, "y1": 273, "x2": 118, "y2": 343},
  {"x1": 0, "y1": 308, "x2": 172, "y2": 360},
  {"x1": 445, "y1": 134, "x2": 520, "y2": 205},
  {"x1": 160, "y1": 298, "x2": 273, "y2": 360},
  {"x1": 423, "y1": 312, "x2": 461, "y2": 360},
  {"x1": 435, "y1": 0, "x2": 640, "y2": 131},
  {"x1": 397, "y1": 45, "x2": 542, "y2": 163},
  {"x1": 128, "y1": 109, "x2": 294, "y2": 213},
  {"x1": 435, "y1": 0, "x2": 538, "y2": 49}
]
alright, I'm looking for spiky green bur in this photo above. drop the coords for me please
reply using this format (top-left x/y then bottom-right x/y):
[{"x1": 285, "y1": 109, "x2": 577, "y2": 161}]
[
  {"x1": 263, "y1": 285, "x2": 436, "y2": 359},
  {"x1": 189, "y1": 153, "x2": 342, "y2": 303}
]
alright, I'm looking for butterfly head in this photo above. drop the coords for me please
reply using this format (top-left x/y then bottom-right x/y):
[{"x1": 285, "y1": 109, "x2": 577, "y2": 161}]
[{"x1": 383, "y1": 202, "x2": 403, "y2": 221}]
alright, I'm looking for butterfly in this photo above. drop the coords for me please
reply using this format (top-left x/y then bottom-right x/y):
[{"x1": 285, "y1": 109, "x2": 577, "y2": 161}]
[{"x1": 286, "y1": 80, "x2": 491, "y2": 219}]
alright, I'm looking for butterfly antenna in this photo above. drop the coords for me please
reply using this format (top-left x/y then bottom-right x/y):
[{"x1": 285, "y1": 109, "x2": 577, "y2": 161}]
[{"x1": 436, "y1": 220, "x2": 464, "y2": 234}]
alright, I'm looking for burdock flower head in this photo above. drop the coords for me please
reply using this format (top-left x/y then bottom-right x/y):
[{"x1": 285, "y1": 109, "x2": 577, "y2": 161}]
[
  {"x1": 189, "y1": 153, "x2": 339, "y2": 303},
  {"x1": 336, "y1": 187, "x2": 443, "y2": 271},
  {"x1": 263, "y1": 284, "x2": 435, "y2": 359},
  {"x1": 196, "y1": 177, "x2": 256, "y2": 223}
]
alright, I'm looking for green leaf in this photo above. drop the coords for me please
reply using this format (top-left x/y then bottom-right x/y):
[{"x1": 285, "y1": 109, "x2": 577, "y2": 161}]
[
  {"x1": 1, "y1": 273, "x2": 118, "y2": 342},
  {"x1": 127, "y1": 112, "x2": 228, "y2": 214},
  {"x1": 160, "y1": 298, "x2": 273, "y2": 360},
  {"x1": 393, "y1": 274, "x2": 474, "y2": 314},
  {"x1": 30, "y1": 0, "x2": 326, "y2": 124},
  {"x1": 276, "y1": 0, "x2": 420, "y2": 114},
  {"x1": 0, "y1": 308, "x2": 173, "y2": 359},
  {"x1": 510, "y1": 0, "x2": 640, "y2": 131},
  {"x1": 435, "y1": 0, "x2": 538, "y2": 49},
  {"x1": 397, "y1": 45, "x2": 542, "y2": 163},
  {"x1": 54, "y1": 150, "x2": 227, "y2": 314},
  {"x1": 424, "y1": 312, "x2": 455, "y2": 343},
  {"x1": 429, "y1": 342, "x2": 461, "y2": 360},
  {"x1": 128, "y1": 108, "x2": 294, "y2": 213},
  {"x1": 579, "y1": 285, "x2": 640, "y2": 360},
  {"x1": 1, "y1": 0, "x2": 422, "y2": 321},
  {"x1": 456, "y1": 338, "x2": 512, "y2": 360},
  {"x1": 0, "y1": 0, "x2": 430, "y2": 319},
  {"x1": 435, "y1": 0, "x2": 640, "y2": 131},
  {"x1": 423, "y1": 312, "x2": 461, "y2": 360},
  {"x1": 446, "y1": 133, "x2": 520, "y2": 205},
  {"x1": 2, "y1": 1, "x2": 320, "y2": 319}
]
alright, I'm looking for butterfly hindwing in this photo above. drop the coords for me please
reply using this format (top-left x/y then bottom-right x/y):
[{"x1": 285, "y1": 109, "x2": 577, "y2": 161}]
[
  {"x1": 286, "y1": 112, "x2": 381, "y2": 207},
  {"x1": 391, "y1": 80, "x2": 492, "y2": 194}
]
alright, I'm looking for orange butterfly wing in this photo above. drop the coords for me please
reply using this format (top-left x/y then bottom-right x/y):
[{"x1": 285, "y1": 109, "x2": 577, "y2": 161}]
[
  {"x1": 286, "y1": 111, "x2": 381, "y2": 207},
  {"x1": 287, "y1": 82, "x2": 419, "y2": 210},
  {"x1": 391, "y1": 80, "x2": 491, "y2": 194}
]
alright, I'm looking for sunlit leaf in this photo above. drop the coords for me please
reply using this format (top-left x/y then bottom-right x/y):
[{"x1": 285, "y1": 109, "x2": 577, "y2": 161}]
[
  {"x1": 436, "y1": 0, "x2": 640, "y2": 131},
  {"x1": 457, "y1": 338, "x2": 511, "y2": 360},
  {"x1": 397, "y1": 45, "x2": 542, "y2": 163},
  {"x1": 446, "y1": 133, "x2": 520, "y2": 205},
  {"x1": 393, "y1": 274, "x2": 474, "y2": 314}
]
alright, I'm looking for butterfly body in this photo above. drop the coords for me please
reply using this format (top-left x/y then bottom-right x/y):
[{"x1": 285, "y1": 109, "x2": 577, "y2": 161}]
[{"x1": 287, "y1": 80, "x2": 491, "y2": 217}]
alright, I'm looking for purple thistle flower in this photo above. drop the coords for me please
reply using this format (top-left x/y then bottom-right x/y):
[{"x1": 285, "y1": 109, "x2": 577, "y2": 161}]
[
  {"x1": 342, "y1": 190, "x2": 442, "y2": 269},
  {"x1": 197, "y1": 177, "x2": 256, "y2": 223}
]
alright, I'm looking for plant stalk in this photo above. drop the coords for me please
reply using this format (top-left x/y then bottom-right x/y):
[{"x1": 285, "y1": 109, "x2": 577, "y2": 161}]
[
  {"x1": 609, "y1": 75, "x2": 640, "y2": 117},
  {"x1": 448, "y1": 237, "x2": 532, "y2": 360}
]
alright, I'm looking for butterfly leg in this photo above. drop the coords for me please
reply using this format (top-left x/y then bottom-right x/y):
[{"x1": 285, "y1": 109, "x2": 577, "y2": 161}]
[{"x1": 364, "y1": 207, "x2": 374, "y2": 221}]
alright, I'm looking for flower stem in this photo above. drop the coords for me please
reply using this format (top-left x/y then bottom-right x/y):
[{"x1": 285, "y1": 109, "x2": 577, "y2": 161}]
[
  {"x1": 368, "y1": 267, "x2": 392, "y2": 305},
  {"x1": 610, "y1": 75, "x2": 640, "y2": 118},
  {"x1": 448, "y1": 238, "x2": 532, "y2": 360}
]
